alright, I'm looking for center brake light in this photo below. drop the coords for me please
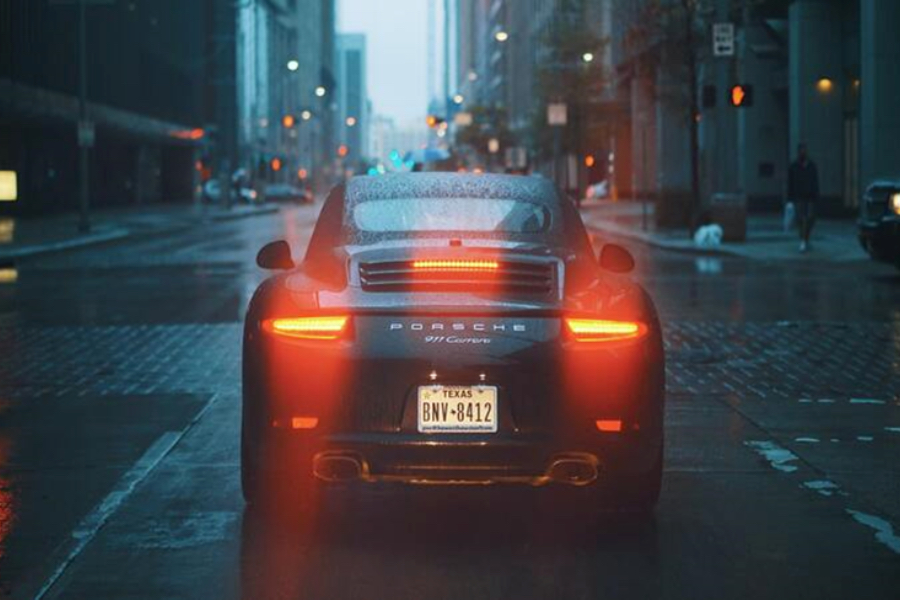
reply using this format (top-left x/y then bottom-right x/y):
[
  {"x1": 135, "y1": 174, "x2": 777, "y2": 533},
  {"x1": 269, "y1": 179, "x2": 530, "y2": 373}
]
[
  {"x1": 412, "y1": 259, "x2": 499, "y2": 272},
  {"x1": 264, "y1": 315, "x2": 350, "y2": 340},
  {"x1": 565, "y1": 318, "x2": 648, "y2": 343}
]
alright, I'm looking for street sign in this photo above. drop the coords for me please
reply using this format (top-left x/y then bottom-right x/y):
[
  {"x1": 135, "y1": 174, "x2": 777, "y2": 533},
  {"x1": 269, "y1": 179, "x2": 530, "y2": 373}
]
[
  {"x1": 713, "y1": 23, "x2": 735, "y2": 57},
  {"x1": 547, "y1": 103, "x2": 567, "y2": 126},
  {"x1": 77, "y1": 120, "x2": 95, "y2": 147}
]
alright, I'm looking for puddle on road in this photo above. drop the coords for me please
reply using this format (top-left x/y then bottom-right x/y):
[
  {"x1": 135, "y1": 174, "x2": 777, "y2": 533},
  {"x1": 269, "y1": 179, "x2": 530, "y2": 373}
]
[
  {"x1": 803, "y1": 480, "x2": 841, "y2": 497},
  {"x1": 113, "y1": 511, "x2": 240, "y2": 550},
  {"x1": 847, "y1": 510, "x2": 900, "y2": 555},
  {"x1": 744, "y1": 440, "x2": 799, "y2": 473}
]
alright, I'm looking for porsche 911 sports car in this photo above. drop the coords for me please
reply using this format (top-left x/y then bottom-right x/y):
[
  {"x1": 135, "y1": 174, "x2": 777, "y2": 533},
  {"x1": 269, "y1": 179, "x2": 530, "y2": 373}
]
[{"x1": 242, "y1": 173, "x2": 665, "y2": 512}]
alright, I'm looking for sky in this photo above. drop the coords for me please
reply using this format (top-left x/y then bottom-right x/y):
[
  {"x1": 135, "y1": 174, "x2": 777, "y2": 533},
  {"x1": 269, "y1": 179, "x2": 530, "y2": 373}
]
[{"x1": 338, "y1": 0, "x2": 431, "y2": 123}]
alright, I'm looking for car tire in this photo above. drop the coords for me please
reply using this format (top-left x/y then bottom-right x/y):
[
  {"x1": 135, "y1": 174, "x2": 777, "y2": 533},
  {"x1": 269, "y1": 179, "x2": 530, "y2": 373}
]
[
  {"x1": 616, "y1": 447, "x2": 663, "y2": 514},
  {"x1": 241, "y1": 418, "x2": 316, "y2": 510}
]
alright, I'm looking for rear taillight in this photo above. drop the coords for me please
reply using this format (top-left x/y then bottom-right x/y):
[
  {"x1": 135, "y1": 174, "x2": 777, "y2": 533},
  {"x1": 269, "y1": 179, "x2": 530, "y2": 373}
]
[
  {"x1": 564, "y1": 318, "x2": 648, "y2": 343},
  {"x1": 263, "y1": 315, "x2": 350, "y2": 340}
]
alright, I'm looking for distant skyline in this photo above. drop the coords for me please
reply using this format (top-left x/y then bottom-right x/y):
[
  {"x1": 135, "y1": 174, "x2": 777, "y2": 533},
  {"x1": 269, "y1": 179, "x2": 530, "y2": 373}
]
[{"x1": 338, "y1": 0, "x2": 432, "y2": 123}]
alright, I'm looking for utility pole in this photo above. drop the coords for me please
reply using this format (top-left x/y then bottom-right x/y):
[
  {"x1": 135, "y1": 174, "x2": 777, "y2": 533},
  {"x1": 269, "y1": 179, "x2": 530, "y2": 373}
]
[
  {"x1": 77, "y1": 0, "x2": 90, "y2": 232},
  {"x1": 50, "y1": 0, "x2": 114, "y2": 232},
  {"x1": 444, "y1": 0, "x2": 452, "y2": 120}
]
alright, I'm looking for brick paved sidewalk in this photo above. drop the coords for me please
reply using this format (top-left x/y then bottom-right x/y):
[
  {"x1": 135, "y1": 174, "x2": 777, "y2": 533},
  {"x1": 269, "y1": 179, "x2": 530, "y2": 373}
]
[
  {"x1": 0, "y1": 202, "x2": 279, "y2": 261},
  {"x1": 581, "y1": 199, "x2": 868, "y2": 262}
]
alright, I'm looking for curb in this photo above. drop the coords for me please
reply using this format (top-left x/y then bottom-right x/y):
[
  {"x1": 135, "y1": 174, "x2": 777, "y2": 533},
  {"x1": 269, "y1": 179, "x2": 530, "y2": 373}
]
[
  {"x1": 0, "y1": 229, "x2": 131, "y2": 262},
  {"x1": 209, "y1": 204, "x2": 280, "y2": 222},
  {"x1": 586, "y1": 222, "x2": 737, "y2": 258},
  {"x1": 0, "y1": 205, "x2": 281, "y2": 262}
]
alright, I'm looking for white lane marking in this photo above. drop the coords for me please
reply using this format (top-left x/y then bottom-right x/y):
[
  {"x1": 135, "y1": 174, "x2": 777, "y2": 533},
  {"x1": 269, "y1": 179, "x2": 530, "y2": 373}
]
[
  {"x1": 847, "y1": 510, "x2": 900, "y2": 555},
  {"x1": 794, "y1": 437, "x2": 819, "y2": 443},
  {"x1": 817, "y1": 399, "x2": 836, "y2": 404},
  {"x1": 885, "y1": 427, "x2": 900, "y2": 434},
  {"x1": 850, "y1": 398, "x2": 886, "y2": 405},
  {"x1": 798, "y1": 398, "x2": 813, "y2": 404},
  {"x1": 744, "y1": 440, "x2": 799, "y2": 473},
  {"x1": 26, "y1": 432, "x2": 182, "y2": 600},
  {"x1": 803, "y1": 480, "x2": 839, "y2": 497},
  {"x1": 857, "y1": 436, "x2": 874, "y2": 442}
]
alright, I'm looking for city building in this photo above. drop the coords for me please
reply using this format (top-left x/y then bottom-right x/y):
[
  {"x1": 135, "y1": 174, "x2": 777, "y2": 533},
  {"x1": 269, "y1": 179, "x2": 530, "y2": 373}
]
[
  {"x1": 335, "y1": 33, "x2": 370, "y2": 170},
  {"x1": 607, "y1": 0, "x2": 900, "y2": 221},
  {"x1": 0, "y1": 1, "x2": 213, "y2": 215},
  {"x1": 369, "y1": 115, "x2": 430, "y2": 167},
  {"x1": 0, "y1": 0, "x2": 337, "y2": 216},
  {"x1": 237, "y1": 0, "x2": 338, "y2": 191}
]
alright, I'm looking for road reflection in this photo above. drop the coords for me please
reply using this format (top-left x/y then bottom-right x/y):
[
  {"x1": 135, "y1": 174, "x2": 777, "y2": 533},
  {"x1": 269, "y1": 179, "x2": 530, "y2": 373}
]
[{"x1": 240, "y1": 486, "x2": 661, "y2": 600}]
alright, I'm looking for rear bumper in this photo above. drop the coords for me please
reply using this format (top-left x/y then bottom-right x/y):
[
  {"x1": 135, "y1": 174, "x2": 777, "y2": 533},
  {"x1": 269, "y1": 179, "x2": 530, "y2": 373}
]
[{"x1": 257, "y1": 427, "x2": 663, "y2": 486}]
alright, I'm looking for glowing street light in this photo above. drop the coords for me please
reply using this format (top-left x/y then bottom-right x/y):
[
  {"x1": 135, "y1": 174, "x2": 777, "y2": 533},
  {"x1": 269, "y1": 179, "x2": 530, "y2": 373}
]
[
  {"x1": 286, "y1": 59, "x2": 299, "y2": 72},
  {"x1": 301, "y1": 110, "x2": 313, "y2": 121},
  {"x1": 582, "y1": 52, "x2": 595, "y2": 63},
  {"x1": 315, "y1": 86, "x2": 327, "y2": 97},
  {"x1": 495, "y1": 30, "x2": 509, "y2": 43},
  {"x1": 453, "y1": 94, "x2": 464, "y2": 105},
  {"x1": 346, "y1": 116, "x2": 357, "y2": 127}
]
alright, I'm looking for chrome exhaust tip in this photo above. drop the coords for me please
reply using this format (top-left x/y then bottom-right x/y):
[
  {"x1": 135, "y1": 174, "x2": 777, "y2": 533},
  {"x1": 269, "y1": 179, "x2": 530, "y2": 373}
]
[
  {"x1": 313, "y1": 453, "x2": 363, "y2": 482},
  {"x1": 547, "y1": 455, "x2": 599, "y2": 486}
]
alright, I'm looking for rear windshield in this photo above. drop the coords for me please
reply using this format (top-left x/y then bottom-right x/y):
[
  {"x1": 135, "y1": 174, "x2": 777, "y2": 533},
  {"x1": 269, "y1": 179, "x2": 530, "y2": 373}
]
[{"x1": 348, "y1": 197, "x2": 553, "y2": 237}]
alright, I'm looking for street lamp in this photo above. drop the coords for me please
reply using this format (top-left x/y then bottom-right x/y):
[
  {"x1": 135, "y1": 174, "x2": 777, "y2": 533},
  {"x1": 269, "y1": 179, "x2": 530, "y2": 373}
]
[
  {"x1": 346, "y1": 116, "x2": 357, "y2": 127},
  {"x1": 495, "y1": 30, "x2": 509, "y2": 43},
  {"x1": 315, "y1": 86, "x2": 327, "y2": 98},
  {"x1": 582, "y1": 52, "x2": 594, "y2": 63},
  {"x1": 453, "y1": 94, "x2": 464, "y2": 105},
  {"x1": 286, "y1": 59, "x2": 299, "y2": 72},
  {"x1": 301, "y1": 110, "x2": 313, "y2": 121}
]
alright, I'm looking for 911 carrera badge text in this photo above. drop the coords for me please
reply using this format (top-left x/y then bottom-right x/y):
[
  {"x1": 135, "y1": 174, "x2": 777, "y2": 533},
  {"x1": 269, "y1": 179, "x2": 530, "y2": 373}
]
[{"x1": 424, "y1": 336, "x2": 492, "y2": 344}]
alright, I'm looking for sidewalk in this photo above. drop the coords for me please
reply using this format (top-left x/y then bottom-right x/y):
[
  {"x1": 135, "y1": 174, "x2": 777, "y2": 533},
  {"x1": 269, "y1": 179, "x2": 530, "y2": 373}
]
[
  {"x1": 580, "y1": 199, "x2": 867, "y2": 262},
  {"x1": 0, "y1": 202, "x2": 279, "y2": 261}
]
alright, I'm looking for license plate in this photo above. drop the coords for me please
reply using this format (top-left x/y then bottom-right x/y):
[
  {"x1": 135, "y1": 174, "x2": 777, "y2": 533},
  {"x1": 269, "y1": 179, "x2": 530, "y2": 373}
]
[{"x1": 417, "y1": 385, "x2": 498, "y2": 433}]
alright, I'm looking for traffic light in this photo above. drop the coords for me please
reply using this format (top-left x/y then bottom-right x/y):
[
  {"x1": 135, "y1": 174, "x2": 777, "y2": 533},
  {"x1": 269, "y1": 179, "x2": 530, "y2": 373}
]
[
  {"x1": 282, "y1": 114, "x2": 296, "y2": 128},
  {"x1": 730, "y1": 84, "x2": 754, "y2": 107},
  {"x1": 426, "y1": 115, "x2": 445, "y2": 128}
]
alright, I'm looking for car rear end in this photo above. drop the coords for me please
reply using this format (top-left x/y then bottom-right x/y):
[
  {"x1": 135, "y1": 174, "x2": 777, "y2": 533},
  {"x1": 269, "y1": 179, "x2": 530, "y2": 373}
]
[{"x1": 242, "y1": 174, "x2": 665, "y2": 510}]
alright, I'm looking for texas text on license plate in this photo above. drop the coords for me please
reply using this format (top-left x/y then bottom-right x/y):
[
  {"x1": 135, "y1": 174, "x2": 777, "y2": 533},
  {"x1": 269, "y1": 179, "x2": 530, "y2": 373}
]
[{"x1": 417, "y1": 385, "x2": 498, "y2": 433}]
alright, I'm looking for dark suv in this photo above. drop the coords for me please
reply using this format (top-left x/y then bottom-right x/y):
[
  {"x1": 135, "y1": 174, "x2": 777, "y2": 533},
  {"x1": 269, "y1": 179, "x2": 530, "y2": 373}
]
[{"x1": 858, "y1": 181, "x2": 900, "y2": 269}]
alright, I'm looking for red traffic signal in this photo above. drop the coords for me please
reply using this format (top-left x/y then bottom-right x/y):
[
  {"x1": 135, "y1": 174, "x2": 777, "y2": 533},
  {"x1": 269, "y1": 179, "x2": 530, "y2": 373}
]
[{"x1": 730, "y1": 85, "x2": 754, "y2": 107}]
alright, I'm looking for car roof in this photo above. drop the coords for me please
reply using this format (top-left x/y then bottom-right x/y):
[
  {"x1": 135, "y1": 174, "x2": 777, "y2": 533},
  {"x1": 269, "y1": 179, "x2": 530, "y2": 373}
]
[{"x1": 345, "y1": 172, "x2": 559, "y2": 205}]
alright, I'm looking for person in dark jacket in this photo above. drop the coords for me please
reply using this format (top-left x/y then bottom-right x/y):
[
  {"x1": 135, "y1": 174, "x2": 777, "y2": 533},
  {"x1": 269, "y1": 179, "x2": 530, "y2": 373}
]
[{"x1": 788, "y1": 143, "x2": 820, "y2": 252}]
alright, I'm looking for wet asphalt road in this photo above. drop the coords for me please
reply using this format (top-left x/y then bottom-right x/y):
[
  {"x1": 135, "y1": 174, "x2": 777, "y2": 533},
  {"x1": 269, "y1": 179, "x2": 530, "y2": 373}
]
[{"x1": 1, "y1": 203, "x2": 899, "y2": 599}]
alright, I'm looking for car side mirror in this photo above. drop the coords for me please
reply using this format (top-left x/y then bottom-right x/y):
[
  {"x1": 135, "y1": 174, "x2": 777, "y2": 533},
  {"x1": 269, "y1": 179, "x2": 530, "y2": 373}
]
[
  {"x1": 257, "y1": 240, "x2": 295, "y2": 270},
  {"x1": 599, "y1": 244, "x2": 634, "y2": 274}
]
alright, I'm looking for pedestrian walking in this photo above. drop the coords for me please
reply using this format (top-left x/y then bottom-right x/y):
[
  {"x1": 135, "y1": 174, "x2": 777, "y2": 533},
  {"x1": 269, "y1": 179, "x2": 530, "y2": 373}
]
[{"x1": 787, "y1": 143, "x2": 820, "y2": 252}]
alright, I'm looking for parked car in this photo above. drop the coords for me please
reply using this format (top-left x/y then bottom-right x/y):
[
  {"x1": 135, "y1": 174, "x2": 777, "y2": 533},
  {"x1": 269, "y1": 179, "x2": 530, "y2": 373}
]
[
  {"x1": 202, "y1": 179, "x2": 259, "y2": 204},
  {"x1": 858, "y1": 180, "x2": 900, "y2": 269},
  {"x1": 264, "y1": 183, "x2": 313, "y2": 204}
]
